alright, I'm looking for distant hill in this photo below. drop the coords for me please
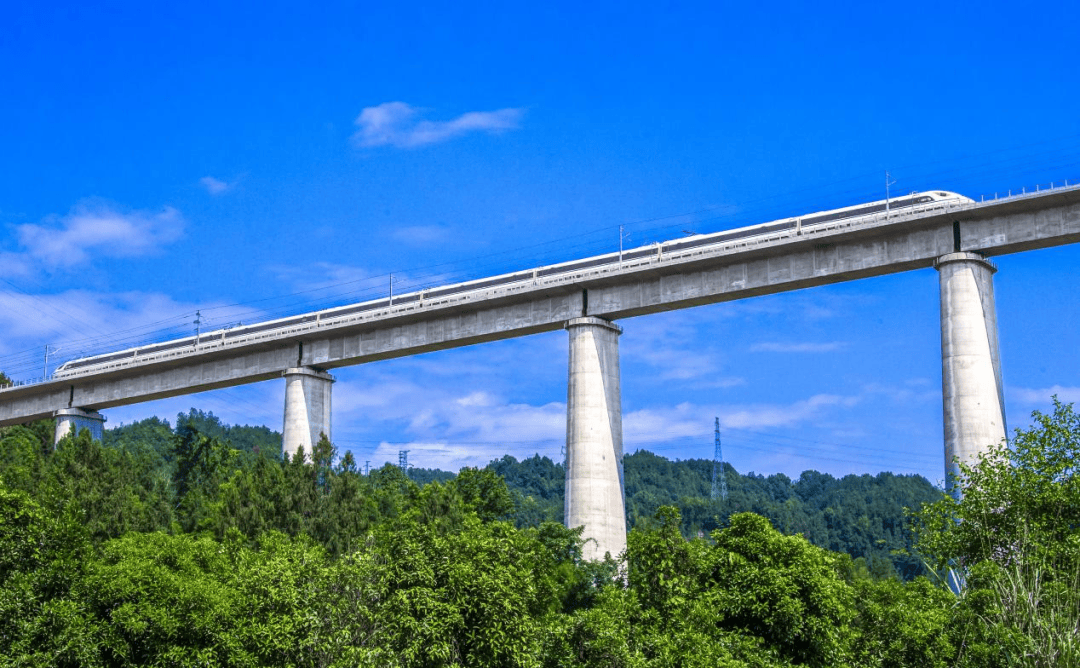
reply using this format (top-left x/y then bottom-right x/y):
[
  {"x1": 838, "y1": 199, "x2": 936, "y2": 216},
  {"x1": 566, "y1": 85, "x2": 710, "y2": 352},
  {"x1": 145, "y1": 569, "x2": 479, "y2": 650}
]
[{"x1": 484, "y1": 450, "x2": 942, "y2": 580}]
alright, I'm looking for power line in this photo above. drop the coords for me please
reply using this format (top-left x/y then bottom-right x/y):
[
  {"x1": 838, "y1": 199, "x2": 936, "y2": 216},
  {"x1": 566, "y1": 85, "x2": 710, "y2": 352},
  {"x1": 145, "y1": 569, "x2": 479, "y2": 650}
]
[
  {"x1": 623, "y1": 428, "x2": 942, "y2": 463},
  {"x1": 4, "y1": 143, "x2": 1077, "y2": 381}
]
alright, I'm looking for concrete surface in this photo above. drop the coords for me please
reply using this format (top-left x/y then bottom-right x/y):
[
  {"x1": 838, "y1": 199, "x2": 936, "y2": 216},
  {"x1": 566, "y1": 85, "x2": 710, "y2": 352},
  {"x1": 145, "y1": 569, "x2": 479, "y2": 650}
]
[
  {"x1": 281, "y1": 367, "x2": 334, "y2": 460},
  {"x1": 936, "y1": 252, "x2": 1007, "y2": 493},
  {"x1": 565, "y1": 317, "x2": 626, "y2": 561},
  {"x1": 53, "y1": 407, "x2": 106, "y2": 444},
  {"x1": 3, "y1": 188, "x2": 1076, "y2": 427}
]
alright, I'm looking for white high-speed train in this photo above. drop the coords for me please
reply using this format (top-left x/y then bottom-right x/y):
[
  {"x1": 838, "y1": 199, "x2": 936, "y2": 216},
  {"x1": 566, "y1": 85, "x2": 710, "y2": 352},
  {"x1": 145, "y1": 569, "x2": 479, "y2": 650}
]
[{"x1": 53, "y1": 190, "x2": 972, "y2": 378}]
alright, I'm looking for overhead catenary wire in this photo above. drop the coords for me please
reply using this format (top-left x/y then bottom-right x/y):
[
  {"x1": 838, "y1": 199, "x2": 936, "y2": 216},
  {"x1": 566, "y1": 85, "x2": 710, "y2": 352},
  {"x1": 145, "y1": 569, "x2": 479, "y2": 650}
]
[
  {"x1": 2, "y1": 135, "x2": 1077, "y2": 380},
  {"x1": 0, "y1": 278, "x2": 112, "y2": 338},
  {"x1": 328, "y1": 439, "x2": 936, "y2": 476},
  {"x1": 4, "y1": 144, "x2": 1067, "y2": 488},
  {"x1": 329, "y1": 423, "x2": 943, "y2": 469}
]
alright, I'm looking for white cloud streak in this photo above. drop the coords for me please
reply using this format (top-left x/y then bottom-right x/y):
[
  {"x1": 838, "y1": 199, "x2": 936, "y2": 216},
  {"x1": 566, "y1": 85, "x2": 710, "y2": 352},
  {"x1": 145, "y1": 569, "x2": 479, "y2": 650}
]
[
  {"x1": 199, "y1": 176, "x2": 230, "y2": 195},
  {"x1": 0, "y1": 252, "x2": 32, "y2": 279},
  {"x1": 0, "y1": 288, "x2": 263, "y2": 372},
  {"x1": 267, "y1": 262, "x2": 454, "y2": 310},
  {"x1": 105, "y1": 381, "x2": 283, "y2": 434},
  {"x1": 352, "y1": 102, "x2": 524, "y2": 148},
  {"x1": 860, "y1": 379, "x2": 939, "y2": 405},
  {"x1": 750, "y1": 341, "x2": 846, "y2": 353},
  {"x1": 14, "y1": 201, "x2": 184, "y2": 270},
  {"x1": 327, "y1": 348, "x2": 865, "y2": 471},
  {"x1": 270, "y1": 261, "x2": 379, "y2": 292},
  {"x1": 624, "y1": 394, "x2": 860, "y2": 446},
  {"x1": 327, "y1": 353, "x2": 566, "y2": 471},
  {"x1": 621, "y1": 311, "x2": 730, "y2": 383},
  {"x1": 391, "y1": 225, "x2": 450, "y2": 245},
  {"x1": 1010, "y1": 385, "x2": 1080, "y2": 405}
]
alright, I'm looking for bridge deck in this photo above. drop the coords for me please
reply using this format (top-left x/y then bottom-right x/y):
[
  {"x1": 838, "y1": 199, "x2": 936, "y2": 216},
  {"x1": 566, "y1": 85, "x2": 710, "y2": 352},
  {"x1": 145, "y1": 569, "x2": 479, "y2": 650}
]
[{"x1": 2, "y1": 186, "x2": 1078, "y2": 426}]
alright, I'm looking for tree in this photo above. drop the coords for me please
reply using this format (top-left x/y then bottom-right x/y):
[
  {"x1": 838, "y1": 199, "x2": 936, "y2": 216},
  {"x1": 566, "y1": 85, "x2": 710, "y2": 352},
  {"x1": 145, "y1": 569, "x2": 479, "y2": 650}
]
[
  {"x1": 172, "y1": 424, "x2": 237, "y2": 502},
  {"x1": 0, "y1": 484, "x2": 100, "y2": 665},
  {"x1": 622, "y1": 507, "x2": 861, "y2": 667},
  {"x1": 0, "y1": 425, "x2": 44, "y2": 491},
  {"x1": 43, "y1": 428, "x2": 175, "y2": 542},
  {"x1": 913, "y1": 398, "x2": 1080, "y2": 667},
  {"x1": 848, "y1": 575, "x2": 955, "y2": 668},
  {"x1": 451, "y1": 467, "x2": 515, "y2": 522}
]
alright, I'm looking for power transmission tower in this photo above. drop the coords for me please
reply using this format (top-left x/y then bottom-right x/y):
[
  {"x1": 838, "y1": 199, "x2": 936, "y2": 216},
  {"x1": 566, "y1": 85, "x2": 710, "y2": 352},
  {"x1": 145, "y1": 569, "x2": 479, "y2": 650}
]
[
  {"x1": 364, "y1": 461, "x2": 370, "y2": 476},
  {"x1": 398, "y1": 450, "x2": 409, "y2": 474},
  {"x1": 711, "y1": 417, "x2": 728, "y2": 501}
]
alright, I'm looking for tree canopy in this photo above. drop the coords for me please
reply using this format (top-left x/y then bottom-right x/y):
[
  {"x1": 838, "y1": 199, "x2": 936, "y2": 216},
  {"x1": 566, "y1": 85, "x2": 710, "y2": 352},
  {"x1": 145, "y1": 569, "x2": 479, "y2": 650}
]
[{"x1": 0, "y1": 401, "x2": 1077, "y2": 666}]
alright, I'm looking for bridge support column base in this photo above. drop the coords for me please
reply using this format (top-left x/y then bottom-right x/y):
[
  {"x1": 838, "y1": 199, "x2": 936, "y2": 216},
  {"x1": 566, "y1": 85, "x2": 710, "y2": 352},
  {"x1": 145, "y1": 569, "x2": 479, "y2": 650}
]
[
  {"x1": 936, "y1": 252, "x2": 1007, "y2": 494},
  {"x1": 565, "y1": 316, "x2": 626, "y2": 561},
  {"x1": 282, "y1": 367, "x2": 334, "y2": 461},
  {"x1": 54, "y1": 408, "x2": 106, "y2": 445}
]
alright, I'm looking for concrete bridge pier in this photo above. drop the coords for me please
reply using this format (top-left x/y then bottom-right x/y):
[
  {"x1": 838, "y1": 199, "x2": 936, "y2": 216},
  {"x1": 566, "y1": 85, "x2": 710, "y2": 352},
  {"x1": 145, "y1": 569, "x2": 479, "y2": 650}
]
[
  {"x1": 54, "y1": 407, "x2": 106, "y2": 445},
  {"x1": 936, "y1": 252, "x2": 1007, "y2": 493},
  {"x1": 565, "y1": 316, "x2": 627, "y2": 561},
  {"x1": 282, "y1": 367, "x2": 334, "y2": 461}
]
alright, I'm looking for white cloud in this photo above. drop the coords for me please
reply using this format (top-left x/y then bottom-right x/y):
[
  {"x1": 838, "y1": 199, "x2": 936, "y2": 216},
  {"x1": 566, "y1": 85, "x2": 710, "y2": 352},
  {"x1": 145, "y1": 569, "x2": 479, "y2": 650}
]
[
  {"x1": 328, "y1": 365, "x2": 565, "y2": 471},
  {"x1": 337, "y1": 389, "x2": 862, "y2": 471},
  {"x1": 267, "y1": 262, "x2": 456, "y2": 312},
  {"x1": 456, "y1": 391, "x2": 495, "y2": 407},
  {"x1": 346, "y1": 381, "x2": 564, "y2": 445},
  {"x1": 750, "y1": 341, "x2": 846, "y2": 353},
  {"x1": 391, "y1": 224, "x2": 450, "y2": 245},
  {"x1": 0, "y1": 288, "x2": 263, "y2": 370},
  {"x1": 629, "y1": 344, "x2": 736, "y2": 382},
  {"x1": 364, "y1": 439, "x2": 527, "y2": 474},
  {"x1": 621, "y1": 310, "x2": 730, "y2": 383},
  {"x1": 105, "y1": 381, "x2": 283, "y2": 434},
  {"x1": 14, "y1": 201, "x2": 184, "y2": 269},
  {"x1": 624, "y1": 394, "x2": 860, "y2": 447},
  {"x1": 271, "y1": 261, "x2": 379, "y2": 291},
  {"x1": 0, "y1": 252, "x2": 32, "y2": 279},
  {"x1": 723, "y1": 394, "x2": 860, "y2": 428},
  {"x1": 860, "y1": 380, "x2": 939, "y2": 404},
  {"x1": 352, "y1": 102, "x2": 524, "y2": 148},
  {"x1": 1010, "y1": 385, "x2": 1080, "y2": 405},
  {"x1": 199, "y1": 176, "x2": 230, "y2": 195}
]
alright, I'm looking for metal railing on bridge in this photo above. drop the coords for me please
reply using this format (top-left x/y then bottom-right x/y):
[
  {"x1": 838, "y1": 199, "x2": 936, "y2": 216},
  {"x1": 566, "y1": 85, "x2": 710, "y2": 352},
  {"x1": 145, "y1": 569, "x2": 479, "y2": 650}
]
[{"x1": 3, "y1": 178, "x2": 1077, "y2": 391}]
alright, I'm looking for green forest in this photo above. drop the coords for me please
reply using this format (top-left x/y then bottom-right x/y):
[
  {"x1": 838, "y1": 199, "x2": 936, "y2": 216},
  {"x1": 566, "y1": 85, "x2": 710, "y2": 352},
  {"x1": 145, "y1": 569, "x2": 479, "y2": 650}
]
[{"x1": 1, "y1": 400, "x2": 1078, "y2": 666}]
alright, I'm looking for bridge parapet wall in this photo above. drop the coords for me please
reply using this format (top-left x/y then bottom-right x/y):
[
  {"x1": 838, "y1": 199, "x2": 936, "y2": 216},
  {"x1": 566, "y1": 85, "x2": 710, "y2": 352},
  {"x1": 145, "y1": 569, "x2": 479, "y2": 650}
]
[{"x1": 1, "y1": 191, "x2": 1079, "y2": 427}]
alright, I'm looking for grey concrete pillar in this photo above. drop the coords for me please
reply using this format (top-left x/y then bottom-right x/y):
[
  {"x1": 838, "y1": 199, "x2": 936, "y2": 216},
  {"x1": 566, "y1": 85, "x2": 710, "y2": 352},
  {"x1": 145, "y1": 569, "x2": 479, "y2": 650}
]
[
  {"x1": 936, "y1": 252, "x2": 1007, "y2": 492},
  {"x1": 565, "y1": 316, "x2": 626, "y2": 561},
  {"x1": 282, "y1": 367, "x2": 334, "y2": 461},
  {"x1": 54, "y1": 407, "x2": 106, "y2": 445}
]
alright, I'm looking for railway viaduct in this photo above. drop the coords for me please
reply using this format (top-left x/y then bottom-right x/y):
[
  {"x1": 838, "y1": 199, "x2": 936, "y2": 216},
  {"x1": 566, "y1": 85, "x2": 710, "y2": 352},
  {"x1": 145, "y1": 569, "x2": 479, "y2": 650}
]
[{"x1": 3, "y1": 185, "x2": 1079, "y2": 560}]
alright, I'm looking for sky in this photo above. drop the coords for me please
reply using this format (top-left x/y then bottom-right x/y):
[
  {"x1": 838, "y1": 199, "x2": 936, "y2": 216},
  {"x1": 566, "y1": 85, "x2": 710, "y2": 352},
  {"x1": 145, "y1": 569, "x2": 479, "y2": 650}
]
[{"x1": 1, "y1": 1, "x2": 1078, "y2": 486}]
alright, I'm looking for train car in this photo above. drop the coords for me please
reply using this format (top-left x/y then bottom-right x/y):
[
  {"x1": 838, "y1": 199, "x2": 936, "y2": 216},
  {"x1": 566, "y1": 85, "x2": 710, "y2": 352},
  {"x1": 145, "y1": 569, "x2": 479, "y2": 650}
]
[{"x1": 662, "y1": 190, "x2": 972, "y2": 255}]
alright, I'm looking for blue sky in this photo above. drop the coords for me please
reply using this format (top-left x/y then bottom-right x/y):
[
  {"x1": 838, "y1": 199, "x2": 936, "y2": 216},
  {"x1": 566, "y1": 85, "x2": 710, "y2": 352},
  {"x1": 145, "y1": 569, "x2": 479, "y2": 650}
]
[{"x1": 2, "y1": 1, "x2": 1078, "y2": 484}]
